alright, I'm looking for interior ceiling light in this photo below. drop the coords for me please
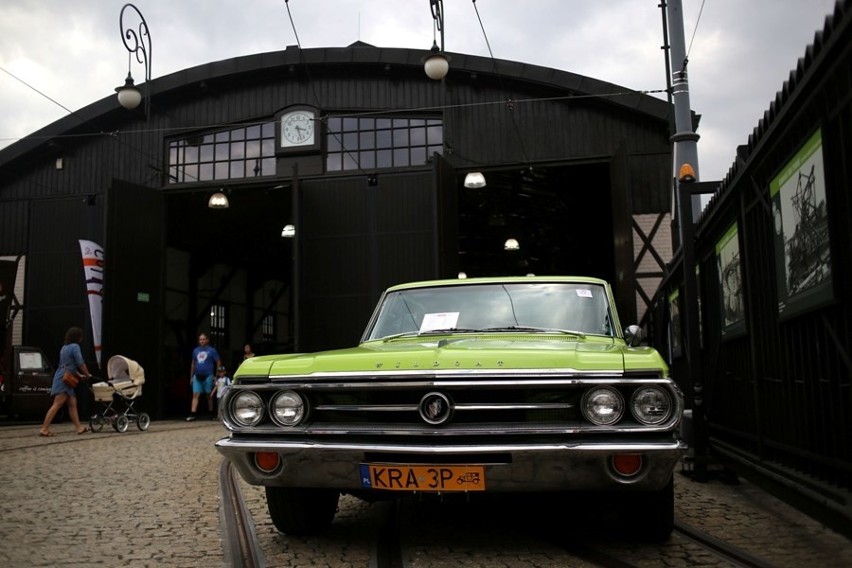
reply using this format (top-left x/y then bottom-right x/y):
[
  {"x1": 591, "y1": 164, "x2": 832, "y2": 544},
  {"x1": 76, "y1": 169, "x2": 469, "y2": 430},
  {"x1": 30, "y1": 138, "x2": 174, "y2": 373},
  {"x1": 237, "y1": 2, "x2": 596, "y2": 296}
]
[
  {"x1": 281, "y1": 224, "x2": 296, "y2": 238},
  {"x1": 208, "y1": 191, "x2": 230, "y2": 209},
  {"x1": 504, "y1": 238, "x2": 520, "y2": 251},
  {"x1": 464, "y1": 172, "x2": 487, "y2": 189},
  {"x1": 458, "y1": 272, "x2": 467, "y2": 279}
]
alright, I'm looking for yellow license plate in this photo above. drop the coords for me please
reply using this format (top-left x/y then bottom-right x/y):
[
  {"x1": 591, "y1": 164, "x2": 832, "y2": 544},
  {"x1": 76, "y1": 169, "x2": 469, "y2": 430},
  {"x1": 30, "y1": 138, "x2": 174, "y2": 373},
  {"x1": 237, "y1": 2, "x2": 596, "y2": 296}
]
[{"x1": 360, "y1": 464, "x2": 486, "y2": 492}]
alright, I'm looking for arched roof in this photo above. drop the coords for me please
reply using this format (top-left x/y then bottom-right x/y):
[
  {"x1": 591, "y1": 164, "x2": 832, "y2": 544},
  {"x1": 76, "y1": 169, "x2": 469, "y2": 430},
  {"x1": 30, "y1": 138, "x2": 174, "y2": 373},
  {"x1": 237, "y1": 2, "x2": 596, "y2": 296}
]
[{"x1": 0, "y1": 43, "x2": 672, "y2": 168}]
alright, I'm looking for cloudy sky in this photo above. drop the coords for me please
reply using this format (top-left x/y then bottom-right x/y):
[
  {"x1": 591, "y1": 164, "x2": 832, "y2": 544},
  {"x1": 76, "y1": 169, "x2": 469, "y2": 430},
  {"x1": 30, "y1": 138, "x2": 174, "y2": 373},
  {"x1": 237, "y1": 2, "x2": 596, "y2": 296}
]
[{"x1": 0, "y1": 0, "x2": 839, "y2": 181}]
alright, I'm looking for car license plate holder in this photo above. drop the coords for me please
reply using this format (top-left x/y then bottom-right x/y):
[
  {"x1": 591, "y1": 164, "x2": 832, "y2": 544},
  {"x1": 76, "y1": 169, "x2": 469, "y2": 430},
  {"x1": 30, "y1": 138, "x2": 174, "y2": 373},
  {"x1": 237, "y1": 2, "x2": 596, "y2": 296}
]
[{"x1": 360, "y1": 463, "x2": 486, "y2": 492}]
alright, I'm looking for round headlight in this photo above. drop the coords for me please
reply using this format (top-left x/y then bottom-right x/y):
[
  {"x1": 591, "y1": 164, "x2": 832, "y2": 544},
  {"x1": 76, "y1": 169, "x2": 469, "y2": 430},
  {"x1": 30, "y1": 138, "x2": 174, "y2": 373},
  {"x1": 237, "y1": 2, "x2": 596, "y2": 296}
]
[
  {"x1": 270, "y1": 390, "x2": 305, "y2": 426},
  {"x1": 231, "y1": 391, "x2": 265, "y2": 427},
  {"x1": 581, "y1": 387, "x2": 624, "y2": 425},
  {"x1": 631, "y1": 386, "x2": 672, "y2": 425}
]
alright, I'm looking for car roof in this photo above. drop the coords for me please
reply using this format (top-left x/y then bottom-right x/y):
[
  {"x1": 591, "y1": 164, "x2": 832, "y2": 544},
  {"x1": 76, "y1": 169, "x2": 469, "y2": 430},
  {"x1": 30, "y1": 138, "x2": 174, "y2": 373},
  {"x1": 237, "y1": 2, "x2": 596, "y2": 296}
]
[{"x1": 385, "y1": 276, "x2": 609, "y2": 292}]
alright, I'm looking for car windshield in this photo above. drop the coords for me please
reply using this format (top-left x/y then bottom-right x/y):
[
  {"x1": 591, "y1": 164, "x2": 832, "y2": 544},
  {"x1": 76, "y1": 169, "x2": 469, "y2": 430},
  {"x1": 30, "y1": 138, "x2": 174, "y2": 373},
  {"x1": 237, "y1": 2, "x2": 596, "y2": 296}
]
[{"x1": 365, "y1": 282, "x2": 614, "y2": 340}]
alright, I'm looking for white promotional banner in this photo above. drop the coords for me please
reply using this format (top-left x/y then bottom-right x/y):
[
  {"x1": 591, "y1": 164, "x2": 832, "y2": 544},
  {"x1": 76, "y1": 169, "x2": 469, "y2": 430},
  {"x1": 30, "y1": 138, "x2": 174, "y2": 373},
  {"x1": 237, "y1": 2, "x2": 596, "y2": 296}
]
[{"x1": 79, "y1": 240, "x2": 104, "y2": 366}]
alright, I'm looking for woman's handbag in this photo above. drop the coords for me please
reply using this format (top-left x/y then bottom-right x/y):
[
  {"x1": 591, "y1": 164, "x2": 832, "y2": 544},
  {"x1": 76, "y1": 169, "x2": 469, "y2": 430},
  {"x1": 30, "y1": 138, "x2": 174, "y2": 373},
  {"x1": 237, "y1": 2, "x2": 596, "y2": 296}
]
[{"x1": 62, "y1": 369, "x2": 80, "y2": 388}]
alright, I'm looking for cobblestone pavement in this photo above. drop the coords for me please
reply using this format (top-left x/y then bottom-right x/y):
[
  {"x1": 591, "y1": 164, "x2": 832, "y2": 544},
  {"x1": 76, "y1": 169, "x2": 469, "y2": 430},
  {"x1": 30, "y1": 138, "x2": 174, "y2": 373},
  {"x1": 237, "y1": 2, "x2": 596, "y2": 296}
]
[
  {"x1": 1, "y1": 421, "x2": 850, "y2": 567},
  {"x1": 0, "y1": 420, "x2": 225, "y2": 568}
]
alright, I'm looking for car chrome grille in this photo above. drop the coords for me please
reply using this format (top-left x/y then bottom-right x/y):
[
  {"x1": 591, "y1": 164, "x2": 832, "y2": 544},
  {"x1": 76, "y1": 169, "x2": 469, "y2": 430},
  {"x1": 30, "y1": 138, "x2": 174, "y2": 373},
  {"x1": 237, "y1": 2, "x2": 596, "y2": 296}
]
[{"x1": 228, "y1": 373, "x2": 681, "y2": 435}]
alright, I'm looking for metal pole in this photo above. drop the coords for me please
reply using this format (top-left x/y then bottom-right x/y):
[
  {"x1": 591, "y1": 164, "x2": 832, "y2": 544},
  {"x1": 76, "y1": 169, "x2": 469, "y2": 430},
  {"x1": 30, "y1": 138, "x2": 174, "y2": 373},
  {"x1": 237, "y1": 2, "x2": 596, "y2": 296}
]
[
  {"x1": 119, "y1": 3, "x2": 152, "y2": 119},
  {"x1": 292, "y1": 163, "x2": 301, "y2": 353},
  {"x1": 430, "y1": 0, "x2": 445, "y2": 51},
  {"x1": 666, "y1": 0, "x2": 707, "y2": 480}
]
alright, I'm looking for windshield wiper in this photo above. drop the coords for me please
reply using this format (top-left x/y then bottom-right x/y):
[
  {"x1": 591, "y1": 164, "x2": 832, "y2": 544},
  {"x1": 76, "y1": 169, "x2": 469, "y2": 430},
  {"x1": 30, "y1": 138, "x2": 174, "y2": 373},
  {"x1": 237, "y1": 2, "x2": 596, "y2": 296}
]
[
  {"x1": 480, "y1": 326, "x2": 587, "y2": 338},
  {"x1": 380, "y1": 328, "x2": 482, "y2": 342}
]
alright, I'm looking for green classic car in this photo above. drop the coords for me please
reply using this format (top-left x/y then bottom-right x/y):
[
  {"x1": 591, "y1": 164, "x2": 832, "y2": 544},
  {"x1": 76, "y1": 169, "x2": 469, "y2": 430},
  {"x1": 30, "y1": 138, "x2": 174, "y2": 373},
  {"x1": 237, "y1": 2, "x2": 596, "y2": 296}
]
[{"x1": 215, "y1": 276, "x2": 685, "y2": 540}]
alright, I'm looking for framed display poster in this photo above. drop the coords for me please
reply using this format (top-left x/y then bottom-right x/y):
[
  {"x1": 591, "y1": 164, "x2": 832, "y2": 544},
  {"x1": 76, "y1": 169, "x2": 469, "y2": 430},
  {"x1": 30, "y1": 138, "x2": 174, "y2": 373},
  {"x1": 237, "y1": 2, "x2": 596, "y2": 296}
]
[
  {"x1": 695, "y1": 264, "x2": 703, "y2": 349},
  {"x1": 668, "y1": 288, "x2": 682, "y2": 359},
  {"x1": 770, "y1": 128, "x2": 833, "y2": 319},
  {"x1": 716, "y1": 222, "x2": 745, "y2": 337}
]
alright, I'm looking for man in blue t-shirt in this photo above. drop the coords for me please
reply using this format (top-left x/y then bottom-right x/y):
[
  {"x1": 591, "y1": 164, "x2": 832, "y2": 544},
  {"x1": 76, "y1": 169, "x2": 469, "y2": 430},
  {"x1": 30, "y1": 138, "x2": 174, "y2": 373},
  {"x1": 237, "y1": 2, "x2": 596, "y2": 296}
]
[{"x1": 187, "y1": 333, "x2": 221, "y2": 421}]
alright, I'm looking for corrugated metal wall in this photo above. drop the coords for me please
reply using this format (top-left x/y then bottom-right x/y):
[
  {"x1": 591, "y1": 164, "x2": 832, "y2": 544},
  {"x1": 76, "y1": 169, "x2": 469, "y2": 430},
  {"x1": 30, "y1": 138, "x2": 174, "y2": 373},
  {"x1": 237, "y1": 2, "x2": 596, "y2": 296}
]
[{"x1": 299, "y1": 171, "x2": 440, "y2": 351}]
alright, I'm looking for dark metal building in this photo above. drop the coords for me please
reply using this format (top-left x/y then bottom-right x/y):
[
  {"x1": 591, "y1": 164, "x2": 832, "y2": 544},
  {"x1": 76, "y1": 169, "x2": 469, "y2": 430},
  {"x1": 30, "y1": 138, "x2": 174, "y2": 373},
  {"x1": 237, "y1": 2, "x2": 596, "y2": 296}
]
[
  {"x1": 0, "y1": 43, "x2": 674, "y2": 417},
  {"x1": 650, "y1": 0, "x2": 852, "y2": 532}
]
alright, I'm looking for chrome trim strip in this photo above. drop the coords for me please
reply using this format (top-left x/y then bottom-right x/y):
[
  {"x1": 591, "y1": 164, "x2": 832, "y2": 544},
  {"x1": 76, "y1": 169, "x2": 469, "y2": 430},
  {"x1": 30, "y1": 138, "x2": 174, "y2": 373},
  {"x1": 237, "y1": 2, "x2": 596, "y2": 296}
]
[
  {"x1": 216, "y1": 437, "x2": 687, "y2": 454},
  {"x1": 259, "y1": 377, "x2": 672, "y2": 389},
  {"x1": 314, "y1": 404, "x2": 418, "y2": 412},
  {"x1": 269, "y1": 368, "x2": 629, "y2": 380},
  {"x1": 312, "y1": 402, "x2": 573, "y2": 412}
]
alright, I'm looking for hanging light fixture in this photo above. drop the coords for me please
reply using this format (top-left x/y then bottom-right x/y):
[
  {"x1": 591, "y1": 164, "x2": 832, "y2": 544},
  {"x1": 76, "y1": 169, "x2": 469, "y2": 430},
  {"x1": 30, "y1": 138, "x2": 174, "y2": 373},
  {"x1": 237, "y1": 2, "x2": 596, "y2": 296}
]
[
  {"x1": 208, "y1": 190, "x2": 230, "y2": 209},
  {"x1": 504, "y1": 238, "x2": 520, "y2": 251},
  {"x1": 281, "y1": 224, "x2": 296, "y2": 238},
  {"x1": 115, "y1": 73, "x2": 142, "y2": 110},
  {"x1": 464, "y1": 172, "x2": 487, "y2": 189},
  {"x1": 423, "y1": 0, "x2": 450, "y2": 80},
  {"x1": 116, "y1": 4, "x2": 152, "y2": 118}
]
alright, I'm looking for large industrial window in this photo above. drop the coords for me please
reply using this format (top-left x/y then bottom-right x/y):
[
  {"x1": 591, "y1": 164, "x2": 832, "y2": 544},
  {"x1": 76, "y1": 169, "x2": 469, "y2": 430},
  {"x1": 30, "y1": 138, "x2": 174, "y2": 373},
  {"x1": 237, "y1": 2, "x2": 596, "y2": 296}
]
[
  {"x1": 262, "y1": 314, "x2": 276, "y2": 343},
  {"x1": 168, "y1": 122, "x2": 276, "y2": 184},
  {"x1": 326, "y1": 116, "x2": 443, "y2": 172},
  {"x1": 209, "y1": 303, "x2": 227, "y2": 349}
]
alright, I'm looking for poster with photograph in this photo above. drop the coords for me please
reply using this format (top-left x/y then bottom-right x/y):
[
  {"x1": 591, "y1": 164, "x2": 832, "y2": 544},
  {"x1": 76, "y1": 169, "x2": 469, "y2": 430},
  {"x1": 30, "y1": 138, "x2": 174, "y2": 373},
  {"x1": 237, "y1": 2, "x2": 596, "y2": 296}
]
[
  {"x1": 668, "y1": 288, "x2": 681, "y2": 359},
  {"x1": 716, "y1": 223, "x2": 745, "y2": 336},
  {"x1": 770, "y1": 129, "x2": 832, "y2": 318}
]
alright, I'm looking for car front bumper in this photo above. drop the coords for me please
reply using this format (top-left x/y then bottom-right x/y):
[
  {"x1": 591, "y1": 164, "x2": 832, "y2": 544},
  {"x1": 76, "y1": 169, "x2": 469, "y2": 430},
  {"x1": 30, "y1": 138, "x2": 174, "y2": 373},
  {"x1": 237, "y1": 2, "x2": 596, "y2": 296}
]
[{"x1": 215, "y1": 436, "x2": 687, "y2": 492}]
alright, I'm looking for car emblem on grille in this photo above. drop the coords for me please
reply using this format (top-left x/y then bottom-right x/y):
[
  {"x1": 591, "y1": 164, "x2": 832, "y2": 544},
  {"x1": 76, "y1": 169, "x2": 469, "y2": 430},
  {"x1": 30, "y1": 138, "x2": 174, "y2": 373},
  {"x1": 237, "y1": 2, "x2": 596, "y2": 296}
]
[{"x1": 419, "y1": 392, "x2": 453, "y2": 425}]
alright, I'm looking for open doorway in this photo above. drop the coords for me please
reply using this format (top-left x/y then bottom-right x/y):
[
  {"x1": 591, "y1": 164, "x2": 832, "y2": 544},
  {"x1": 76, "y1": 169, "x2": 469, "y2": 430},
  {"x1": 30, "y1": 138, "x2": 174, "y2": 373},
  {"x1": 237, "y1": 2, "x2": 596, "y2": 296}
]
[
  {"x1": 162, "y1": 184, "x2": 293, "y2": 415},
  {"x1": 457, "y1": 163, "x2": 615, "y2": 281}
]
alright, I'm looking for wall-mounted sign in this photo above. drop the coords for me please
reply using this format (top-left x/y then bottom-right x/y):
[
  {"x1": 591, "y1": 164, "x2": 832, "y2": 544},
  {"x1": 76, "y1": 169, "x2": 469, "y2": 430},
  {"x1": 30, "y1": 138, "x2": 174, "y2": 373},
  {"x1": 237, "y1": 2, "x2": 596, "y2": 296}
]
[
  {"x1": 770, "y1": 128, "x2": 833, "y2": 319},
  {"x1": 716, "y1": 222, "x2": 745, "y2": 337},
  {"x1": 668, "y1": 288, "x2": 681, "y2": 359}
]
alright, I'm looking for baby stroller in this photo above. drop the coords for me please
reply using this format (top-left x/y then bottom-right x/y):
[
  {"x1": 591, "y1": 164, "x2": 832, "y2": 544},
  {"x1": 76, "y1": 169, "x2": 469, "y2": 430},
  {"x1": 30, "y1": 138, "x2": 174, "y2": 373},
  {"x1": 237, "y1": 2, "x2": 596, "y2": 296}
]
[{"x1": 89, "y1": 355, "x2": 150, "y2": 433}]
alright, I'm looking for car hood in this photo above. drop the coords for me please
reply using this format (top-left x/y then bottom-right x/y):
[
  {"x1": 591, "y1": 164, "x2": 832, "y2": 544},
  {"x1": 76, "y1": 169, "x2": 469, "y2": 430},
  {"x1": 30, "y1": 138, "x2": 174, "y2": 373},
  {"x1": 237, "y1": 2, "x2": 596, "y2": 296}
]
[{"x1": 238, "y1": 335, "x2": 667, "y2": 378}]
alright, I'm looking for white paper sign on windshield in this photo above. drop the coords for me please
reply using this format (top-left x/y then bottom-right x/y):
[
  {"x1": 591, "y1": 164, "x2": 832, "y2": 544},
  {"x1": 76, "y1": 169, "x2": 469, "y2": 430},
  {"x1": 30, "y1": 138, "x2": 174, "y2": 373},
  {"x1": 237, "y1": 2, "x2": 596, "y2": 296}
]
[{"x1": 420, "y1": 312, "x2": 460, "y2": 332}]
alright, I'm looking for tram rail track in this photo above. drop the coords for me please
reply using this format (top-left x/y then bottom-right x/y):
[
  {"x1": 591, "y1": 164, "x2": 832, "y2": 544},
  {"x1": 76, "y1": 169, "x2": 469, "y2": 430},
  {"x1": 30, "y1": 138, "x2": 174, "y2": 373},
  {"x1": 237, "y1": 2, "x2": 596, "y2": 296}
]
[{"x1": 220, "y1": 459, "x2": 265, "y2": 568}]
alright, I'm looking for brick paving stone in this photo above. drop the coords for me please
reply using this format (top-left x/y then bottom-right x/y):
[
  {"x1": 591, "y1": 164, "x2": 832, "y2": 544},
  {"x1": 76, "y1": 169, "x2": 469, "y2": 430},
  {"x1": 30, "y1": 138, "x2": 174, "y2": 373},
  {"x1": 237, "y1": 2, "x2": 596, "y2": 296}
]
[
  {"x1": 0, "y1": 421, "x2": 225, "y2": 568},
  {"x1": 3, "y1": 421, "x2": 850, "y2": 567}
]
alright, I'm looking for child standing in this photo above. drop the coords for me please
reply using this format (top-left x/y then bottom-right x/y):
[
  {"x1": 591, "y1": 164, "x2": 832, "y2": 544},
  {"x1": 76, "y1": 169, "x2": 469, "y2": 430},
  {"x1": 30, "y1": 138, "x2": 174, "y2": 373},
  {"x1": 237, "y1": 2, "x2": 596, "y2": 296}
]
[{"x1": 210, "y1": 365, "x2": 232, "y2": 420}]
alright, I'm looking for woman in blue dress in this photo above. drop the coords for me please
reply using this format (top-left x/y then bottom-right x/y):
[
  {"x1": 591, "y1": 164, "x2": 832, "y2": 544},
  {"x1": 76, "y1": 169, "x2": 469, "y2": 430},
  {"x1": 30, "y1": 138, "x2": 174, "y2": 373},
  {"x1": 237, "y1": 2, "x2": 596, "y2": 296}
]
[{"x1": 39, "y1": 326, "x2": 92, "y2": 436}]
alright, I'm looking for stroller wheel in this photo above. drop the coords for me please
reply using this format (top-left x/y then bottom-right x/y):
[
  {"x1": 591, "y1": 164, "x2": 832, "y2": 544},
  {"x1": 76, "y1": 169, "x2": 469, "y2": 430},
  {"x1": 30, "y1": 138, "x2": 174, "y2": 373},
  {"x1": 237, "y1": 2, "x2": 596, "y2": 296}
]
[
  {"x1": 137, "y1": 413, "x2": 151, "y2": 431},
  {"x1": 90, "y1": 415, "x2": 105, "y2": 433},
  {"x1": 116, "y1": 415, "x2": 130, "y2": 433}
]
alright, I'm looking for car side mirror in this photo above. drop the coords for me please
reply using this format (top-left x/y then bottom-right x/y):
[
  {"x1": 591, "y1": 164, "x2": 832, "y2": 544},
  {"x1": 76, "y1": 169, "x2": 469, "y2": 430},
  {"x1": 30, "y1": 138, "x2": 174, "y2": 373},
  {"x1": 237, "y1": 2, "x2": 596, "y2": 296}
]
[{"x1": 624, "y1": 324, "x2": 645, "y2": 347}]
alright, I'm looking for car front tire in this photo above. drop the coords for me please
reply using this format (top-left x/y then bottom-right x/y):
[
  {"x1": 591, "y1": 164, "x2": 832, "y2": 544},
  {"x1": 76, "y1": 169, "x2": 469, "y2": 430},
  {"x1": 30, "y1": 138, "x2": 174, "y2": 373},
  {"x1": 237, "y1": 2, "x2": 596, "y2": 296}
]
[
  {"x1": 628, "y1": 475, "x2": 674, "y2": 542},
  {"x1": 265, "y1": 487, "x2": 339, "y2": 535}
]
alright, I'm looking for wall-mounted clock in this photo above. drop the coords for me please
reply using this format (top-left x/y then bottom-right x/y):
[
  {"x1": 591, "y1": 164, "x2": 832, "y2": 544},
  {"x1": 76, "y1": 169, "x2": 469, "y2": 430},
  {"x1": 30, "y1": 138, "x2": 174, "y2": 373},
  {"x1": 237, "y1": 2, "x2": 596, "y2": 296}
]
[{"x1": 276, "y1": 106, "x2": 320, "y2": 154}]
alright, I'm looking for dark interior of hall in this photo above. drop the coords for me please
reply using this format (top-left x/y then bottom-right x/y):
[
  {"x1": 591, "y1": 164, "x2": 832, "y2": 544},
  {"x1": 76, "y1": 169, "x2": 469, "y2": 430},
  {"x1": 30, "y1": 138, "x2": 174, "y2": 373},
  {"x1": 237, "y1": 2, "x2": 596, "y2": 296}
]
[
  {"x1": 456, "y1": 163, "x2": 615, "y2": 282},
  {"x1": 165, "y1": 162, "x2": 615, "y2": 308}
]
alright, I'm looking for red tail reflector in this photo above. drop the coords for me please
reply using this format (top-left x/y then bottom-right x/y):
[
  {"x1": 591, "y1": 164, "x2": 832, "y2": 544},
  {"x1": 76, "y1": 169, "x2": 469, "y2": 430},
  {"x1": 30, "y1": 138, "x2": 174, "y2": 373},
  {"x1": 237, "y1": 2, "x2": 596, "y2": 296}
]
[
  {"x1": 612, "y1": 454, "x2": 643, "y2": 477},
  {"x1": 254, "y1": 452, "x2": 281, "y2": 473}
]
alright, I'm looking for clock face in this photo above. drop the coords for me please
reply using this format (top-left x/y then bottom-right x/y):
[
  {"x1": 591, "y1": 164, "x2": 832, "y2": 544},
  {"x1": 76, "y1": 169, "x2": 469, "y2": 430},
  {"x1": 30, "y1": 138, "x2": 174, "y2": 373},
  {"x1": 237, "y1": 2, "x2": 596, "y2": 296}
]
[{"x1": 281, "y1": 111, "x2": 315, "y2": 147}]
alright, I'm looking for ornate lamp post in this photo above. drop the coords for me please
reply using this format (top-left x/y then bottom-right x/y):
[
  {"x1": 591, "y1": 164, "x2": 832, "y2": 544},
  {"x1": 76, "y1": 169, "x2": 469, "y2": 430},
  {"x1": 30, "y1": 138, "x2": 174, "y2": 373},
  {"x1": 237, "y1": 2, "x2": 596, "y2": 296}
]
[{"x1": 116, "y1": 3, "x2": 152, "y2": 118}]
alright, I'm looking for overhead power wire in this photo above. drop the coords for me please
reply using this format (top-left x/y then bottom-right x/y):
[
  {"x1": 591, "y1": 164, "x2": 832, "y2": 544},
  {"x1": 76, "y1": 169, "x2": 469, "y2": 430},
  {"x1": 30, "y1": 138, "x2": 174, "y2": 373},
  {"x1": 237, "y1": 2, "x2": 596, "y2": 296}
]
[
  {"x1": 0, "y1": 88, "x2": 669, "y2": 146},
  {"x1": 283, "y1": 0, "x2": 376, "y2": 182},
  {"x1": 0, "y1": 65, "x2": 78, "y2": 118},
  {"x1": 686, "y1": 0, "x2": 707, "y2": 61},
  {"x1": 471, "y1": 0, "x2": 531, "y2": 167}
]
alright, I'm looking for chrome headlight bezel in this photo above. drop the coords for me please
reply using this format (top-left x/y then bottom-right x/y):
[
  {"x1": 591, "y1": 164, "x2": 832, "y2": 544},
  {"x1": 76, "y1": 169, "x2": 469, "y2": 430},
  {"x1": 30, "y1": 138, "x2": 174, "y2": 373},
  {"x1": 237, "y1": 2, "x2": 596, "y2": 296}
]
[
  {"x1": 581, "y1": 386, "x2": 624, "y2": 426},
  {"x1": 630, "y1": 385, "x2": 673, "y2": 425},
  {"x1": 269, "y1": 390, "x2": 306, "y2": 427},
  {"x1": 230, "y1": 390, "x2": 265, "y2": 427}
]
